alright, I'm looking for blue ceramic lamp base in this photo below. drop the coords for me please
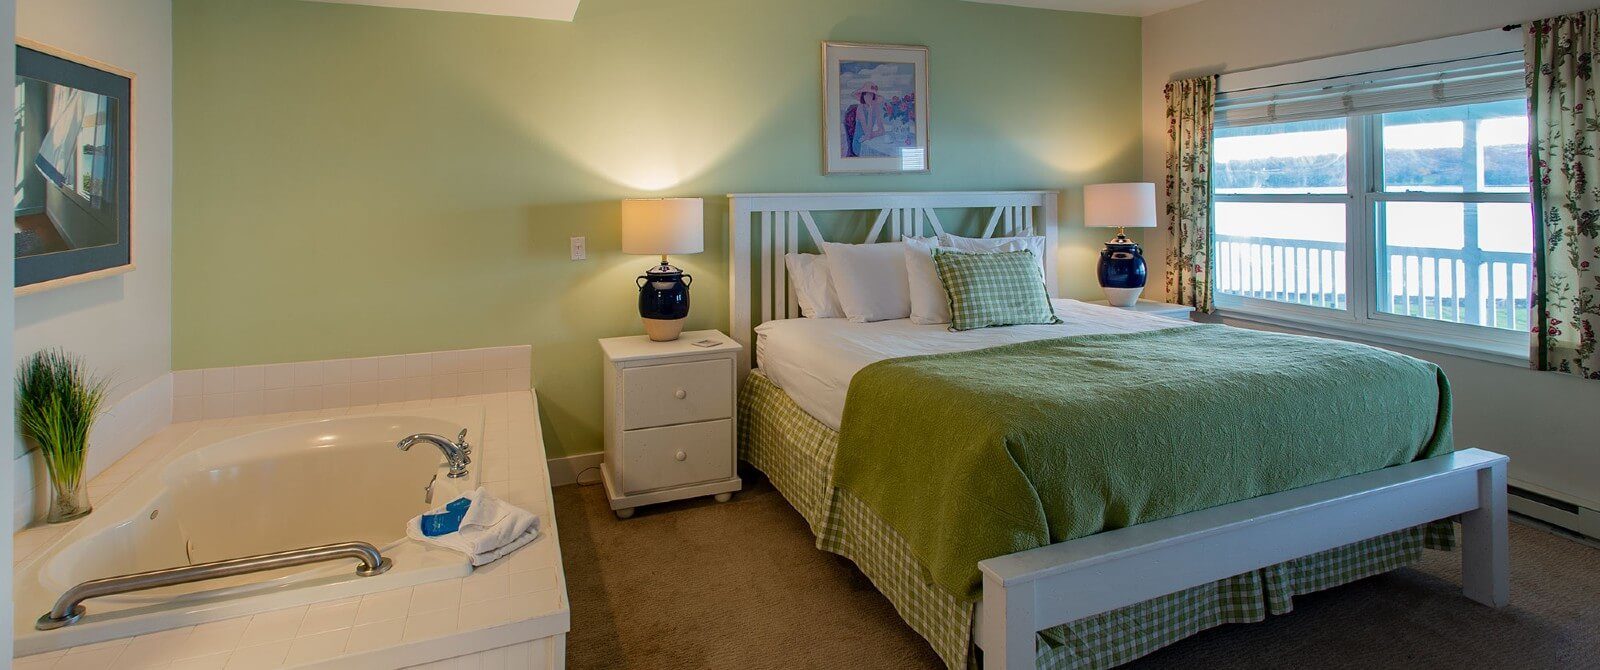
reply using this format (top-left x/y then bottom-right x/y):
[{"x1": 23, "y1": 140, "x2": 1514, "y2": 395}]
[
  {"x1": 1096, "y1": 232, "x2": 1148, "y2": 308},
  {"x1": 638, "y1": 258, "x2": 692, "y2": 342}
]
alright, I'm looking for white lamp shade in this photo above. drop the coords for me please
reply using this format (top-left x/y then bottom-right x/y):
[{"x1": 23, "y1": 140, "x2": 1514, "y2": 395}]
[
  {"x1": 1083, "y1": 183, "x2": 1157, "y2": 229},
  {"x1": 621, "y1": 198, "x2": 704, "y2": 256}
]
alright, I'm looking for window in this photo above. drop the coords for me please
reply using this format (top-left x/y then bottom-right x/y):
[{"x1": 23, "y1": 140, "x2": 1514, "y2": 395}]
[
  {"x1": 1212, "y1": 94, "x2": 1533, "y2": 358},
  {"x1": 1375, "y1": 101, "x2": 1532, "y2": 332},
  {"x1": 1214, "y1": 119, "x2": 1350, "y2": 310}
]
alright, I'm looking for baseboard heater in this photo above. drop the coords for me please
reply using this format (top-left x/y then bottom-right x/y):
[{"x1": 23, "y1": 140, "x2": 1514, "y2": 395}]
[{"x1": 1508, "y1": 486, "x2": 1600, "y2": 540}]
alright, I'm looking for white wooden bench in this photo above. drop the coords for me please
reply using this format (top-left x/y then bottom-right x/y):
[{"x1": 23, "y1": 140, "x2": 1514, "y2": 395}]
[{"x1": 975, "y1": 448, "x2": 1509, "y2": 670}]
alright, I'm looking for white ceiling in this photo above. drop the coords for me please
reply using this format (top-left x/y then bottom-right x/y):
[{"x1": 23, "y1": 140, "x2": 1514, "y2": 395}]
[
  {"x1": 302, "y1": 0, "x2": 1200, "y2": 22},
  {"x1": 302, "y1": 0, "x2": 580, "y2": 21},
  {"x1": 959, "y1": 0, "x2": 1204, "y2": 17}
]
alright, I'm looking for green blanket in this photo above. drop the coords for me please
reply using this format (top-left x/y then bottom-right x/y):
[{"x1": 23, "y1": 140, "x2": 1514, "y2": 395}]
[{"x1": 832, "y1": 324, "x2": 1453, "y2": 601}]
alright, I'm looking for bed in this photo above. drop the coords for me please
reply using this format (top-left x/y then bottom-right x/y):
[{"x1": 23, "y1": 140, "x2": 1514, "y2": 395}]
[{"x1": 727, "y1": 191, "x2": 1509, "y2": 670}]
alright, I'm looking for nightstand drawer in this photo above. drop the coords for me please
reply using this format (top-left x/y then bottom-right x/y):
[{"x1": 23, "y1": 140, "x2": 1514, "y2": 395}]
[
  {"x1": 617, "y1": 419, "x2": 733, "y2": 493},
  {"x1": 620, "y1": 358, "x2": 733, "y2": 430}
]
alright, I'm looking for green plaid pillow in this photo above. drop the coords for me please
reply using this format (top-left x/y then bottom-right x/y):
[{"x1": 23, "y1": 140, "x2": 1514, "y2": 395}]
[{"x1": 932, "y1": 248, "x2": 1060, "y2": 331}]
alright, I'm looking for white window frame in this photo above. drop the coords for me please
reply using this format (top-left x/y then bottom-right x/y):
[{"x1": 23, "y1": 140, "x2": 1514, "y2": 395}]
[{"x1": 1210, "y1": 30, "x2": 1531, "y2": 367}]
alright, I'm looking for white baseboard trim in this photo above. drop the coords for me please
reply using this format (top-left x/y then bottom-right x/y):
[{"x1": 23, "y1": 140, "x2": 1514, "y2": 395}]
[
  {"x1": 547, "y1": 451, "x2": 602, "y2": 487},
  {"x1": 1508, "y1": 487, "x2": 1600, "y2": 541}
]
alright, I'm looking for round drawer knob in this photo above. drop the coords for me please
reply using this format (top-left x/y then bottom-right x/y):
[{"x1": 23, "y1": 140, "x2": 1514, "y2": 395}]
[
  {"x1": 675, "y1": 450, "x2": 687, "y2": 461},
  {"x1": 673, "y1": 389, "x2": 687, "y2": 399}
]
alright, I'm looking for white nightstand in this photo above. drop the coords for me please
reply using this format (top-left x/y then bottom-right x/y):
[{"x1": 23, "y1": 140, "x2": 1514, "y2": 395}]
[
  {"x1": 599, "y1": 330, "x2": 742, "y2": 519},
  {"x1": 1088, "y1": 299, "x2": 1197, "y2": 321}
]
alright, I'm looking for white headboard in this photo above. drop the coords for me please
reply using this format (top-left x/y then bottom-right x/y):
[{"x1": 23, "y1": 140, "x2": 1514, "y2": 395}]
[{"x1": 728, "y1": 190, "x2": 1060, "y2": 376}]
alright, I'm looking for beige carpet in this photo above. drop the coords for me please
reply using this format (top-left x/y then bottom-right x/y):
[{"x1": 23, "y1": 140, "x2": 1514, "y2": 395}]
[{"x1": 555, "y1": 476, "x2": 1600, "y2": 669}]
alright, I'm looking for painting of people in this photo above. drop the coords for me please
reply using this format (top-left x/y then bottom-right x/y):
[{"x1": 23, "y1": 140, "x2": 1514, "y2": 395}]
[{"x1": 823, "y1": 43, "x2": 929, "y2": 174}]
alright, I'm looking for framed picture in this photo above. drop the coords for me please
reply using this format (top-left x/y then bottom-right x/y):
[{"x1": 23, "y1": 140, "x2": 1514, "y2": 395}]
[
  {"x1": 822, "y1": 41, "x2": 929, "y2": 175},
  {"x1": 13, "y1": 39, "x2": 135, "y2": 295}
]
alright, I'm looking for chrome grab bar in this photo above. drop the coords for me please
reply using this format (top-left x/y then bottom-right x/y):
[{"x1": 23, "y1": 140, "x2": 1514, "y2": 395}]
[{"x1": 37, "y1": 540, "x2": 392, "y2": 630}]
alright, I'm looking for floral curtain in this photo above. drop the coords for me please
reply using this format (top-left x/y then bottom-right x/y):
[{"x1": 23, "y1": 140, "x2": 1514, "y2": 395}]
[
  {"x1": 1527, "y1": 12, "x2": 1600, "y2": 380},
  {"x1": 1164, "y1": 76, "x2": 1216, "y2": 312}
]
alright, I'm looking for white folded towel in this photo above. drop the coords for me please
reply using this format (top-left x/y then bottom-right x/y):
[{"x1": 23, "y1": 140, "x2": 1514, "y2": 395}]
[{"x1": 406, "y1": 487, "x2": 540, "y2": 566}]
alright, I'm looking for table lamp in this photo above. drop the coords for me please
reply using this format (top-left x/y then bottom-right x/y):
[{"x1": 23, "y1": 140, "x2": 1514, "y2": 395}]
[
  {"x1": 1084, "y1": 183, "x2": 1157, "y2": 307},
  {"x1": 622, "y1": 198, "x2": 704, "y2": 341}
]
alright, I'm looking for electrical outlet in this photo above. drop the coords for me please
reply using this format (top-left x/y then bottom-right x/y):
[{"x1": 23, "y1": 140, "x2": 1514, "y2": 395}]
[{"x1": 570, "y1": 236, "x2": 587, "y2": 260}]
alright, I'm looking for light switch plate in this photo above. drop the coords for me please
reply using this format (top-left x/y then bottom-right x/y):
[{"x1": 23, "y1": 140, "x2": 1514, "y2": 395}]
[{"x1": 570, "y1": 236, "x2": 587, "y2": 260}]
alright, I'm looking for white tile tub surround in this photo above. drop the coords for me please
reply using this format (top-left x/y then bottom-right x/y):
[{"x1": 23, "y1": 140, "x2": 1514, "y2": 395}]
[
  {"x1": 12, "y1": 346, "x2": 531, "y2": 533},
  {"x1": 13, "y1": 390, "x2": 568, "y2": 669},
  {"x1": 12, "y1": 374, "x2": 174, "y2": 533},
  {"x1": 402, "y1": 638, "x2": 559, "y2": 669},
  {"x1": 172, "y1": 345, "x2": 533, "y2": 422}
]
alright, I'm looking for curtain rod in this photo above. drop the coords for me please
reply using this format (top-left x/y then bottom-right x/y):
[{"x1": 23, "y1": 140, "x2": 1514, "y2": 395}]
[
  {"x1": 1215, "y1": 26, "x2": 1521, "y2": 95},
  {"x1": 1220, "y1": 50, "x2": 1522, "y2": 96},
  {"x1": 1503, "y1": 24, "x2": 1522, "y2": 31}
]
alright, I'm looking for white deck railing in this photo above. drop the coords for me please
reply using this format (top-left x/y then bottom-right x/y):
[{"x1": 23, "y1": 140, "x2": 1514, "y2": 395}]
[{"x1": 1215, "y1": 234, "x2": 1531, "y2": 331}]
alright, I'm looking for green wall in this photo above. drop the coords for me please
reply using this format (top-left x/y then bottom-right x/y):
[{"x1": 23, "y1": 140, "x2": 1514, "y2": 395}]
[{"x1": 173, "y1": 0, "x2": 1143, "y2": 459}]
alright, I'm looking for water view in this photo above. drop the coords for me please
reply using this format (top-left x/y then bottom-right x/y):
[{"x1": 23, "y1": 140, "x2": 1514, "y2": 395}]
[{"x1": 1212, "y1": 100, "x2": 1533, "y2": 331}]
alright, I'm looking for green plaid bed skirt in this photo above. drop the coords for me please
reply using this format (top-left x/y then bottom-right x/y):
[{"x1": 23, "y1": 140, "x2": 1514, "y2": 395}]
[{"x1": 738, "y1": 370, "x2": 1455, "y2": 670}]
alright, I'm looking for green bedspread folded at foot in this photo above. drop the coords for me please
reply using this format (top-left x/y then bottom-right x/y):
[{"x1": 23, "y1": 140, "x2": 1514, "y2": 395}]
[{"x1": 832, "y1": 324, "x2": 1453, "y2": 601}]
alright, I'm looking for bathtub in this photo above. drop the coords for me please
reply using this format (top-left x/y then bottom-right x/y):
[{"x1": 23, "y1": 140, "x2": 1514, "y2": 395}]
[{"x1": 13, "y1": 406, "x2": 485, "y2": 655}]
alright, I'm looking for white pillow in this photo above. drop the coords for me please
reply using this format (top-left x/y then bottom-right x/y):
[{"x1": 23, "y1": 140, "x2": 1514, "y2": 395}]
[
  {"x1": 783, "y1": 253, "x2": 845, "y2": 318},
  {"x1": 902, "y1": 237, "x2": 951, "y2": 325},
  {"x1": 818, "y1": 241, "x2": 912, "y2": 322},
  {"x1": 938, "y1": 234, "x2": 1047, "y2": 274}
]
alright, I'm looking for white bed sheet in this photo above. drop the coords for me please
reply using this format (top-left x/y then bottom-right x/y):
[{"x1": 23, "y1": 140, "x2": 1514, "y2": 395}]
[{"x1": 755, "y1": 298, "x2": 1197, "y2": 430}]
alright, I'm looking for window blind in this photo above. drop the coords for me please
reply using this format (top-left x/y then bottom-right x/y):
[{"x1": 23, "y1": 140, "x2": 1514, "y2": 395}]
[{"x1": 1215, "y1": 52, "x2": 1526, "y2": 127}]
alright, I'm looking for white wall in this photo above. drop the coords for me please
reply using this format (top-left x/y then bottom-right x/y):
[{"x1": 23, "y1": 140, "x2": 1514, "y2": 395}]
[
  {"x1": 1141, "y1": 0, "x2": 1600, "y2": 509},
  {"x1": 1, "y1": 0, "x2": 18, "y2": 656},
  {"x1": 12, "y1": 0, "x2": 174, "y2": 525}
]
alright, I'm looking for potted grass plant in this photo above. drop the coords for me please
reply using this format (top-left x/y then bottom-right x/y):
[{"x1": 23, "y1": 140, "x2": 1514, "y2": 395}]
[{"x1": 17, "y1": 349, "x2": 108, "y2": 523}]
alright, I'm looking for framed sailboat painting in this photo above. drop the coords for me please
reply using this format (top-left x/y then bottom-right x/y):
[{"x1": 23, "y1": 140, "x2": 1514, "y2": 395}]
[{"x1": 13, "y1": 39, "x2": 135, "y2": 295}]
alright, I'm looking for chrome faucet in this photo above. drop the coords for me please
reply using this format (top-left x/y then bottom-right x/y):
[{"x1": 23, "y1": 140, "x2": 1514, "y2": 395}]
[{"x1": 397, "y1": 428, "x2": 471, "y2": 478}]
